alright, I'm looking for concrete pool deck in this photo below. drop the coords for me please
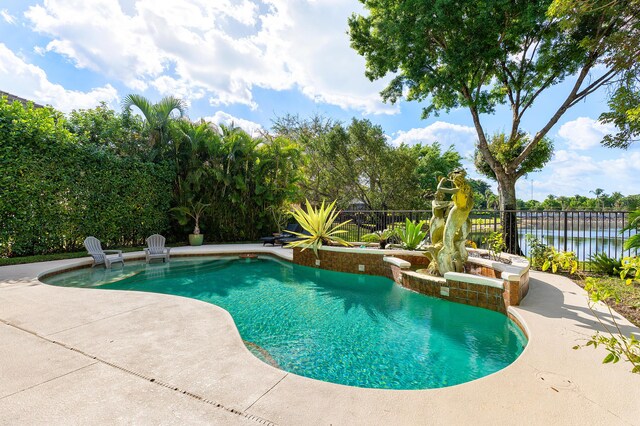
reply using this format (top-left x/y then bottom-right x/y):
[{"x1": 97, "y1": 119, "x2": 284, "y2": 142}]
[{"x1": 0, "y1": 244, "x2": 638, "y2": 425}]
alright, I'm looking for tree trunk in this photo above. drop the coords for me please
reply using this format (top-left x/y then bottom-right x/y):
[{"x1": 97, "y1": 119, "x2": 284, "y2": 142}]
[{"x1": 496, "y1": 174, "x2": 523, "y2": 255}]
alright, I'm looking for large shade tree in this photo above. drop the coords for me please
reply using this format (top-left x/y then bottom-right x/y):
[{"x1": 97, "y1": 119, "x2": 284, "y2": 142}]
[
  {"x1": 272, "y1": 115, "x2": 463, "y2": 209},
  {"x1": 349, "y1": 0, "x2": 638, "y2": 253},
  {"x1": 550, "y1": 0, "x2": 640, "y2": 148}
]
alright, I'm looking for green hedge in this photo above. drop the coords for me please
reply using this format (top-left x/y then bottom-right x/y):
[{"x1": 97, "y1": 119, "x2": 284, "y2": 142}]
[{"x1": 0, "y1": 99, "x2": 174, "y2": 257}]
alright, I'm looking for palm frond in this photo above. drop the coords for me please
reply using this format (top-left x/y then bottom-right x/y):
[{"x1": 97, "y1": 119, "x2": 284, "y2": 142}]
[
  {"x1": 155, "y1": 96, "x2": 187, "y2": 120},
  {"x1": 121, "y1": 94, "x2": 154, "y2": 123}
]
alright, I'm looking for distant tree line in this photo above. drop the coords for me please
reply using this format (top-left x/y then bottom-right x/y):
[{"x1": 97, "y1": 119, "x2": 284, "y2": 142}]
[{"x1": 517, "y1": 192, "x2": 640, "y2": 212}]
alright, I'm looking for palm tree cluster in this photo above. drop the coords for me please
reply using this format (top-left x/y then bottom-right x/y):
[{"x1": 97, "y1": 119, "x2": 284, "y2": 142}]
[{"x1": 122, "y1": 94, "x2": 304, "y2": 241}]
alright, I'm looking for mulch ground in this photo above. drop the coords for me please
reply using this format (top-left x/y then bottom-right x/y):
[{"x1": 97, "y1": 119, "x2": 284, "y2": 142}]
[{"x1": 570, "y1": 273, "x2": 640, "y2": 329}]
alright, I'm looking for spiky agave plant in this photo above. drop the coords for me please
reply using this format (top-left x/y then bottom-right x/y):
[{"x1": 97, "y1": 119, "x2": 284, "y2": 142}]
[
  {"x1": 287, "y1": 200, "x2": 352, "y2": 257},
  {"x1": 396, "y1": 218, "x2": 428, "y2": 250}
]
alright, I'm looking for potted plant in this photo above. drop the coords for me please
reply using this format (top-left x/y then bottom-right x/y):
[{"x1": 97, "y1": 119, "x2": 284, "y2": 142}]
[
  {"x1": 361, "y1": 228, "x2": 396, "y2": 249},
  {"x1": 172, "y1": 201, "x2": 211, "y2": 246}
]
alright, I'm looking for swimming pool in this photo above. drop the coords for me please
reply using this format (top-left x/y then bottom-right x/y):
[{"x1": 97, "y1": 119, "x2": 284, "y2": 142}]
[{"x1": 43, "y1": 256, "x2": 527, "y2": 390}]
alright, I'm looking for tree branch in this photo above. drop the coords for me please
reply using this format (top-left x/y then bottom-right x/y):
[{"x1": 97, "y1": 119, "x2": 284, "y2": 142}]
[
  {"x1": 513, "y1": 63, "x2": 596, "y2": 168},
  {"x1": 460, "y1": 85, "x2": 502, "y2": 177}
]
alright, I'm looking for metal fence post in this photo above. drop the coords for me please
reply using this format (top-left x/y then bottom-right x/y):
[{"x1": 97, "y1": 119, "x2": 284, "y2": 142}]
[{"x1": 563, "y1": 211, "x2": 568, "y2": 252}]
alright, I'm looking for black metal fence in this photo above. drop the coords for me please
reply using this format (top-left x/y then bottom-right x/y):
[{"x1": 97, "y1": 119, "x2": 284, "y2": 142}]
[{"x1": 334, "y1": 209, "x2": 638, "y2": 271}]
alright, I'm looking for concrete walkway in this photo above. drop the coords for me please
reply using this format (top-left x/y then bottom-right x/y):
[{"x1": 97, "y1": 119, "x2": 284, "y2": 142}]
[{"x1": 0, "y1": 244, "x2": 638, "y2": 425}]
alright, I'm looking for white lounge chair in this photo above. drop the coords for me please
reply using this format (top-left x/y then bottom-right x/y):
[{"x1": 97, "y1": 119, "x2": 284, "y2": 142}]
[
  {"x1": 145, "y1": 234, "x2": 171, "y2": 263},
  {"x1": 83, "y1": 236, "x2": 124, "y2": 269}
]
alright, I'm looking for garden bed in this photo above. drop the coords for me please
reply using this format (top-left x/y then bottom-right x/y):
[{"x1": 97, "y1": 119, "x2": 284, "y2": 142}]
[{"x1": 573, "y1": 275, "x2": 640, "y2": 328}]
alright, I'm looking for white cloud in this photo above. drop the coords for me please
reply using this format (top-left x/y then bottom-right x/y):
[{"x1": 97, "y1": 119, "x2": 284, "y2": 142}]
[
  {"x1": 0, "y1": 43, "x2": 118, "y2": 112},
  {"x1": 557, "y1": 117, "x2": 616, "y2": 150},
  {"x1": 516, "y1": 149, "x2": 640, "y2": 199},
  {"x1": 391, "y1": 121, "x2": 478, "y2": 156},
  {"x1": 25, "y1": 0, "x2": 395, "y2": 114},
  {"x1": 205, "y1": 111, "x2": 263, "y2": 136},
  {"x1": 1, "y1": 9, "x2": 16, "y2": 24}
]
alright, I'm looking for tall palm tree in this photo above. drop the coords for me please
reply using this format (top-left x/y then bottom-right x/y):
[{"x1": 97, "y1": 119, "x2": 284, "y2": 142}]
[
  {"x1": 590, "y1": 188, "x2": 606, "y2": 211},
  {"x1": 122, "y1": 94, "x2": 187, "y2": 161}
]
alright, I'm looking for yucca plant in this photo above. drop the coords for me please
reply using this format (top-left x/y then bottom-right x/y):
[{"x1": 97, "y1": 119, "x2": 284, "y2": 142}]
[
  {"x1": 287, "y1": 200, "x2": 352, "y2": 257},
  {"x1": 396, "y1": 218, "x2": 428, "y2": 250}
]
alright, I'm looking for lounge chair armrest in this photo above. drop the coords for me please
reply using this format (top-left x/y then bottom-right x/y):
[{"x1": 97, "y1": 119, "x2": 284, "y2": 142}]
[
  {"x1": 144, "y1": 248, "x2": 150, "y2": 254},
  {"x1": 165, "y1": 247, "x2": 171, "y2": 254},
  {"x1": 104, "y1": 250, "x2": 122, "y2": 255}
]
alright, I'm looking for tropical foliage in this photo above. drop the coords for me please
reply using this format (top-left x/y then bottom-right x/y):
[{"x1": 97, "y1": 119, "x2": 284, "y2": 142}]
[
  {"x1": 287, "y1": 200, "x2": 352, "y2": 256},
  {"x1": 542, "y1": 247, "x2": 579, "y2": 275},
  {"x1": 588, "y1": 252, "x2": 623, "y2": 277},
  {"x1": 619, "y1": 257, "x2": 640, "y2": 285},
  {"x1": 122, "y1": 94, "x2": 187, "y2": 162},
  {"x1": 483, "y1": 232, "x2": 506, "y2": 261},
  {"x1": 395, "y1": 219, "x2": 428, "y2": 250},
  {"x1": 361, "y1": 228, "x2": 396, "y2": 249},
  {"x1": 0, "y1": 98, "x2": 173, "y2": 257},
  {"x1": 0, "y1": 93, "x2": 306, "y2": 256},
  {"x1": 576, "y1": 277, "x2": 640, "y2": 374},
  {"x1": 171, "y1": 201, "x2": 211, "y2": 235},
  {"x1": 622, "y1": 210, "x2": 640, "y2": 251}
]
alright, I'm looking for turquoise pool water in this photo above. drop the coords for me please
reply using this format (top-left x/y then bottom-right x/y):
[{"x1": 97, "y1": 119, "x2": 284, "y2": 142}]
[{"x1": 44, "y1": 256, "x2": 527, "y2": 389}]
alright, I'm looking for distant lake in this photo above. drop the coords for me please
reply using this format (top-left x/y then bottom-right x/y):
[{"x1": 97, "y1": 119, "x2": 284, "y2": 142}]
[
  {"x1": 516, "y1": 227, "x2": 637, "y2": 260},
  {"x1": 469, "y1": 211, "x2": 638, "y2": 263}
]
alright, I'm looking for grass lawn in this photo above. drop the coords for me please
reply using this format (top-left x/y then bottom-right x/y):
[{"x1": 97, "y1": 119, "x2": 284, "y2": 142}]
[
  {"x1": 0, "y1": 247, "x2": 145, "y2": 267},
  {"x1": 0, "y1": 241, "x2": 262, "y2": 267},
  {"x1": 574, "y1": 275, "x2": 640, "y2": 328}
]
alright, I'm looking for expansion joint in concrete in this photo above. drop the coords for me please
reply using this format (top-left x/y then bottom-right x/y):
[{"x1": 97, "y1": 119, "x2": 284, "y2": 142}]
[{"x1": 0, "y1": 319, "x2": 278, "y2": 426}]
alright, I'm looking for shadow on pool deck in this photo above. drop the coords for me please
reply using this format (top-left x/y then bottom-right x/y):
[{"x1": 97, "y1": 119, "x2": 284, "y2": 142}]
[{"x1": 521, "y1": 276, "x2": 639, "y2": 338}]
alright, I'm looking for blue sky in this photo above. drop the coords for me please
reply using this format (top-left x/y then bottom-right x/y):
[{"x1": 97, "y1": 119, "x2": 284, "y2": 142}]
[{"x1": 1, "y1": 0, "x2": 638, "y2": 201}]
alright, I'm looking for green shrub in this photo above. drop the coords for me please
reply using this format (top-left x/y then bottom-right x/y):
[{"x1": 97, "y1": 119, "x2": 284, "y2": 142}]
[
  {"x1": 483, "y1": 231, "x2": 506, "y2": 260},
  {"x1": 525, "y1": 234, "x2": 548, "y2": 269},
  {"x1": 619, "y1": 256, "x2": 640, "y2": 285},
  {"x1": 0, "y1": 98, "x2": 173, "y2": 256},
  {"x1": 542, "y1": 247, "x2": 578, "y2": 275},
  {"x1": 588, "y1": 252, "x2": 623, "y2": 276},
  {"x1": 576, "y1": 277, "x2": 640, "y2": 374}
]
